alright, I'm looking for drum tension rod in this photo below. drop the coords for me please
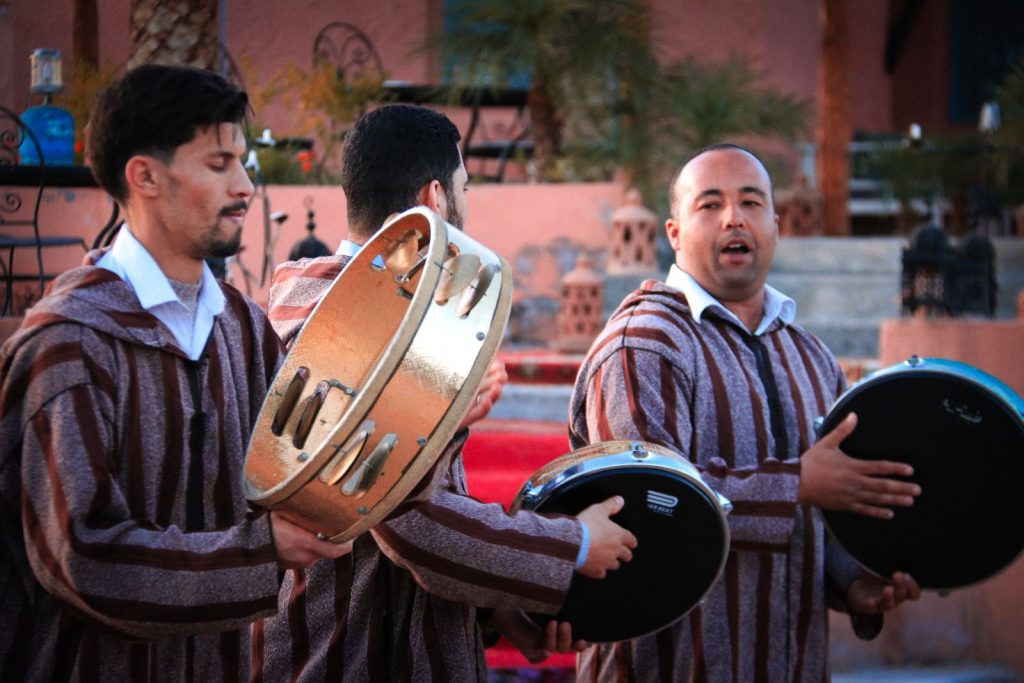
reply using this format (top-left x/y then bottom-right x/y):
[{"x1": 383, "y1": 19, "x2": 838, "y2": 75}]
[
  {"x1": 393, "y1": 256, "x2": 427, "y2": 283},
  {"x1": 328, "y1": 378, "x2": 357, "y2": 397}
]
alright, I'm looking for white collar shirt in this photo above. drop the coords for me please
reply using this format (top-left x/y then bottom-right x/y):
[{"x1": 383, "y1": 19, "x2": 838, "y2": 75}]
[
  {"x1": 335, "y1": 239, "x2": 361, "y2": 258},
  {"x1": 665, "y1": 264, "x2": 796, "y2": 336},
  {"x1": 96, "y1": 225, "x2": 225, "y2": 360}
]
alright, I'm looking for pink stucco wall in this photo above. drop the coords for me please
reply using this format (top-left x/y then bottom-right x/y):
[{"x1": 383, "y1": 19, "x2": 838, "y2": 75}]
[
  {"x1": 2, "y1": 181, "x2": 623, "y2": 311},
  {"x1": 228, "y1": 180, "x2": 623, "y2": 307},
  {"x1": 3, "y1": 0, "x2": 909, "y2": 138}
]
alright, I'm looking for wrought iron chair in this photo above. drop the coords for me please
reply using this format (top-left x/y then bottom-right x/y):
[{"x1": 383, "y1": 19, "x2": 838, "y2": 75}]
[
  {"x1": 0, "y1": 104, "x2": 88, "y2": 315},
  {"x1": 312, "y1": 21, "x2": 385, "y2": 84},
  {"x1": 461, "y1": 98, "x2": 533, "y2": 183}
]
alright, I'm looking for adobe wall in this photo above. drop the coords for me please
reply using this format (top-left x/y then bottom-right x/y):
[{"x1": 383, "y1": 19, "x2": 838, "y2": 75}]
[
  {"x1": 2, "y1": 0, "x2": 898, "y2": 135},
  {"x1": 0, "y1": 181, "x2": 623, "y2": 315}
]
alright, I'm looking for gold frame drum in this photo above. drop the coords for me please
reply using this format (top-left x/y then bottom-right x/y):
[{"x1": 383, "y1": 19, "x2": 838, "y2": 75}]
[
  {"x1": 512, "y1": 440, "x2": 732, "y2": 642},
  {"x1": 244, "y1": 207, "x2": 512, "y2": 543}
]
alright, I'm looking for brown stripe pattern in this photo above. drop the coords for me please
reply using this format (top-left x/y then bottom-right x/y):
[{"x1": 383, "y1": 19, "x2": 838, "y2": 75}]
[
  {"x1": 568, "y1": 280, "x2": 863, "y2": 682},
  {"x1": 0, "y1": 259, "x2": 285, "y2": 681},
  {"x1": 254, "y1": 255, "x2": 583, "y2": 682}
]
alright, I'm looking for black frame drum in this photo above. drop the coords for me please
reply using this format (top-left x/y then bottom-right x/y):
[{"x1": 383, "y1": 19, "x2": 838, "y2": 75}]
[
  {"x1": 819, "y1": 356, "x2": 1024, "y2": 592},
  {"x1": 511, "y1": 440, "x2": 731, "y2": 643}
]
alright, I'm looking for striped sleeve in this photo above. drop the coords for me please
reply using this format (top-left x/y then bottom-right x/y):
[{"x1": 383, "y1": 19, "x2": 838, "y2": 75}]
[
  {"x1": 17, "y1": 347, "x2": 279, "y2": 640},
  {"x1": 583, "y1": 345, "x2": 800, "y2": 547},
  {"x1": 267, "y1": 258, "x2": 344, "y2": 346},
  {"x1": 371, "y1": 450, "x2": 581, "y2": 614}
]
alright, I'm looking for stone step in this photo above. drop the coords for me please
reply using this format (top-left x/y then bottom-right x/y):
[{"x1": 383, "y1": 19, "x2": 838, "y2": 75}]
[{"x1": 832, "y1": 666, "x2": 1022, "y2": 683}]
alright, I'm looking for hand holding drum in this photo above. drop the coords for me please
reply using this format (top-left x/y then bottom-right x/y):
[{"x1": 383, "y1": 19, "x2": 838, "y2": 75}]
[
  {"x1": 817, "y1": 357, "x2": 1024, "y2": 592},
  {"x1": 799, "y1": 411, "x2": 921, "y2": 519},
  {"x1": 512, "y1": 440, "x2": 731, "y2": 643},
  {"x1": 576, "y1": 495, "x2": 637, "y2": 579}
]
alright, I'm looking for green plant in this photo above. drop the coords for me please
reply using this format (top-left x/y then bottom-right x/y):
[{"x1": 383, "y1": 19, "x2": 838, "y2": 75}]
[
  {"x1": 435, "y1": 0, "x2": 658, "y2": 182},
  {"x1": 993, "y1": 59, "x2": 1024, "y2": 206},
  {"x1": 238, "y1": 55, "x2": 386, "y2": 183},
  {"x1": 280, "y1": 60, "x2": 386, "y2": 178},
  {"x1": 61, "y1": 60, "x2": 119, "y2": 163}
]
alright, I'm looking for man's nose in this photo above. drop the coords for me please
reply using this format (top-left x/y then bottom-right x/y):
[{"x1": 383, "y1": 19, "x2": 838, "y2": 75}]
[
  {"x1": 722, "y1": 202, "x2": 745, "y2": 228},
  {"x1": 232, "y1": 161, "x2": 255, "y2": 199}
]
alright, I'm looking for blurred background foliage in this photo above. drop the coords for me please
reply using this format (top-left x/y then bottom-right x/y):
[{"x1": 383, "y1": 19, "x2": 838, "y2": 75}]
[
  {"x1": 866, "y1": 56, "x2": 1024, "y2": 234},
  {"x1": 435, "y1": 0, "x2": 808, "y2": 208}
]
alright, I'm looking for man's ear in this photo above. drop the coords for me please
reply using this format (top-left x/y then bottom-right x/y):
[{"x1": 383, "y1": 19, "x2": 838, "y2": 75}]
[
  {"x1": 665, "y1": 217, "x2": 682, "y2": 252},
  {"x1": 417, "y1": 179, "x2": 445, "y2": 215},
  {"x1": 124, "y1": 155, "x2": 162, "y2": 199}
]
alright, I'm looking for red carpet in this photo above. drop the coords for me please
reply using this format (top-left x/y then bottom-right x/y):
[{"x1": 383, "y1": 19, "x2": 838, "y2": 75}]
[{"x1": 462, "y1": 421, "x2": 577, "y2": 671}]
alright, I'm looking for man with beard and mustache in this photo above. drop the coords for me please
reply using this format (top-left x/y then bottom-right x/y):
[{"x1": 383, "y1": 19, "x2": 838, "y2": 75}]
[
  {"x1": 569, "y1": 144, "x2": 921, "y2": 681},
  {"x1": 0, "y1": 65, "x2": 351, "y2": 682},
  {"x1": 255, "y1": 104, "x2": 637, "y2": 681}
]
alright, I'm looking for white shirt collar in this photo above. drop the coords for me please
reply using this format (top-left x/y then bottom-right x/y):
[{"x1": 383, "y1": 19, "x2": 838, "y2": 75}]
[
  {"x1": 96, "y1": 225, "x2": 225, "y2": 358},
  {"x1": 335, "y1": 239, "x2": 361, "y2": 257},
  {"x1": 665, "y1": 264, "x2": 796, "y2": 336}
]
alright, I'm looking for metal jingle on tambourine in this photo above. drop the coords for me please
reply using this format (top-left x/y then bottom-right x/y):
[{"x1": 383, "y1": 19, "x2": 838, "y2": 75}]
[
  {"x1": 318, "y1": 419, "x2": 376, "y2": 486},
  {"x1": 381, "y1": 228, "x2": 425, "y2": 274},
  {"x1": 435, "y1": 253, "x2": 482, "y2": 305},
  {"x1": 341, "y1": 432, "x2": 399, "y2": 497},
  {"x1": 457, "y1": 262, "x2": 498, "y2": 318}
]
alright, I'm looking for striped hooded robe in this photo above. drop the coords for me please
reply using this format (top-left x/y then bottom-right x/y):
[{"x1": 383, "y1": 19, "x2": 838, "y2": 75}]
[
  {"x1": 569, "y1": 280, "x2": 874, "y2": 683},
  {"x1": 0, "y1": 258, "x2": 284, "y2": 681},
  {"x1": 252, "y1": 254, "x2": 583, "y2": 682}
]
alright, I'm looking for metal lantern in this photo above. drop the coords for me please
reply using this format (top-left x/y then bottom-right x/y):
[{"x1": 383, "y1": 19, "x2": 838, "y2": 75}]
[{"x1": 29, "y1": 49, "x2": 64, "y2": 95}]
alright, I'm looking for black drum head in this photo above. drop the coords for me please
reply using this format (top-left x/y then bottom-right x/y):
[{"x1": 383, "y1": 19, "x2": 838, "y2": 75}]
[
  {"x1": 529, "y1": 466, "x2": 727, "y2": 642},
  {"x1": 820, "y1": 370, "x2": 1024, "y2": 591}
]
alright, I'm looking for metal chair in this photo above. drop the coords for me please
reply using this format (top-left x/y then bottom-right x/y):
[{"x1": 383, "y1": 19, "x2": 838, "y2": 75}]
[
  {"x1": 312, "y1": 21, "x2": 385, "y2": 83},
  {"x1": 0, "y1": 104, "x2": 87, "y2": 315}
]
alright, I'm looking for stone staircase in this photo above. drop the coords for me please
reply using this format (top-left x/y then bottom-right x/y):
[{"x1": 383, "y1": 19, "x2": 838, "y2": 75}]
[
  {"x1": 768, "y1": 237, "x2": 902, "y2": 358},
  {"x1": 768, "y1": 236, "x2": 1024, "y2": 358}
]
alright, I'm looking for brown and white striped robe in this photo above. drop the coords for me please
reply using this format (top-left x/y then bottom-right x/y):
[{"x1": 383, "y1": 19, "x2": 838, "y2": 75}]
[
  {"x1": 0, "y1": 260, "x2": 285, "y2": 681},
  {"x1": 253, "y1": 255, "x2": 582, "y2": 682},
  {"x1": 569, "y1": 280, "x2": 871, "y2": 683}
]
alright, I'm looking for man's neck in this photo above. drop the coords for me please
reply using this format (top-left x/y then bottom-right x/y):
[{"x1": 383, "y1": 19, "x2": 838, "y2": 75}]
[
  {"x1": 720, "y1": 293, "x2": 766, "y2": 333},
  {"x1": 121, "y1": 206, "x2": 203, "y2": 283}
]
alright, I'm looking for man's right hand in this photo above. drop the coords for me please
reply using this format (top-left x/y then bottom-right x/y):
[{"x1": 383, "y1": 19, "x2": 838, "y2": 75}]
[
  {"x1": 798, "y1": 412, "x2": 921, "y2": 519},
  {"x1": 270, "y1": 511, "x2": 355, "y2": 569},
  {"x1": 576, "y1": 496, "x2": 638, "y2": 579}
]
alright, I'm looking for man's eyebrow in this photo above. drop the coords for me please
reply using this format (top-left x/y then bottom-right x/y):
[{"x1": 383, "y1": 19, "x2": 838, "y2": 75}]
[
  {"x1": 694, "y1": 189, "x2": 723, "y2": 202},
  {"x1": 740, "y1": 186, "x2": 768, "y2": 199}
]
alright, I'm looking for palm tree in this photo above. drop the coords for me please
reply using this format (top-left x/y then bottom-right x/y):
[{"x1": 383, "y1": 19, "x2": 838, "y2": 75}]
[
  {"x1": 655, "y1": 56, "x2": 808, "y2": 153},
  {"x1": 72, "y1": 0, "x2": 99, "y2": 67},
  {"x1": 128, "y1": 0, "x2": 218, "y2": 70},
  {"x1": 437, "y1": 0, "x2": 658, "y2": 180},
  {"x1": 815, "y1": 0, "x2": 851, "y2": 235}
]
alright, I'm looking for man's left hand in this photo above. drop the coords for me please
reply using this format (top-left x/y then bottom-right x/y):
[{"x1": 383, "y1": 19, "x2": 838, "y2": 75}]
[
  {"x1": 847, "y1": 571, "x2": 921, "y2": 615},
  {"x1": 490, "y1": 609, "x2": 588, "y2": 664},
  {"x1": 458, "y1": 359, "x2": 507, "y2": 430}
]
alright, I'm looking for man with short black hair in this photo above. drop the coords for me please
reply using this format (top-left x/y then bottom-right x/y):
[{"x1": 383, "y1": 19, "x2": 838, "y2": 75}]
[
  {"x1": 257, "y1": 104, "x2": 637, "y2": 681},
  {"x1": 0, "y1": 65, "x2": 349, "y2": 681}
]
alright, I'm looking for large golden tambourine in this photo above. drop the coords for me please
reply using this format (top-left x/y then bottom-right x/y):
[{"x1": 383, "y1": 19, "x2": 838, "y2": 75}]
[{"x1": 244, "y1": 207, "x2": 512, "y2": 543}]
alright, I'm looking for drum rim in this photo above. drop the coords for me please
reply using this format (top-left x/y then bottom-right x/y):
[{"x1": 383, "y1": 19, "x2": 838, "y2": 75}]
[
  {"x1": 244, "y1": 208, "x2": 449, "y2": 504},
  {"x1": 517, "y1": 450, "x2": 710, "y2": 511},
  {"x1": 821, "y1": 357, "x2": 1024, "y2": 435},
  {"x1": 819, "y1": 356, "x2": 1024, "y2": 591},
  {"x1": 329, "y1": 254, "x2": 512, "y2": 542}
]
